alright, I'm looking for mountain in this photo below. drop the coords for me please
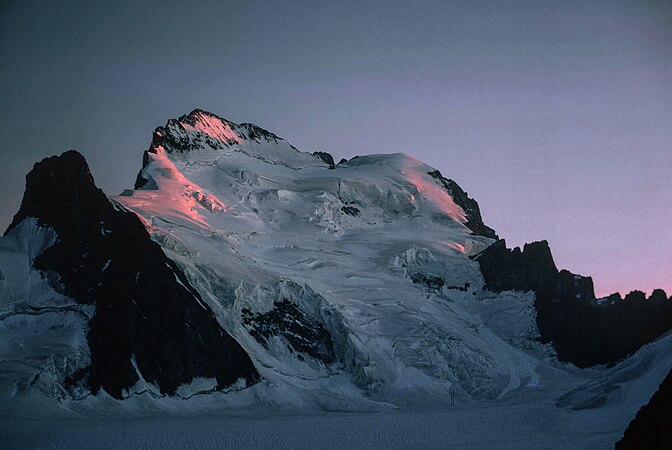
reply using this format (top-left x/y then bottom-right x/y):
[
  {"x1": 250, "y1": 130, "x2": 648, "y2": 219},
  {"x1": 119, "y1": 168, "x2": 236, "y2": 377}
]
[
  {"x1": 3, "y1": 150, "x2": 258, "y2": 399},
  {"x1": 1, "y1": 109, "x2": 670, "y2": 448}
]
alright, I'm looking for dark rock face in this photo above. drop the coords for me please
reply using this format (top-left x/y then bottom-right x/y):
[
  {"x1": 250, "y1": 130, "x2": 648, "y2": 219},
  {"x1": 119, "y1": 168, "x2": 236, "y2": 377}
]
[
  {"x1": 7, "y1": 151, "x2": 259, "y2": 399},
  {"x1": 410, "y1": 273, "x2": 445, "y2": 291},
  {"x1": 239, "y1": 122, "x2": 286, "y2": 145},
  {"x1": 408, "y1": 272, "x2": 470, "y2": 292},
  {"x1": 616, "y1": 368, "x2": 672, "y2": 449},
  {"x1": 241, "y1": 299, "x2": 336, "y2": 364},
  {"x1": 474, "y1": 239, "x2": 672, "y2": 367},
  {"x1": 427, "y1": 170, "x2": 497, "y2": 239},
  {"x1": 474, "y1": 240, "x2": 560, "y2": 293},
  {"x1": 312, "y1": 151, "x2": 336, "y2": 169},
  {"x1": 341, "y1": 205, "x2": 361, "y2": 217}
]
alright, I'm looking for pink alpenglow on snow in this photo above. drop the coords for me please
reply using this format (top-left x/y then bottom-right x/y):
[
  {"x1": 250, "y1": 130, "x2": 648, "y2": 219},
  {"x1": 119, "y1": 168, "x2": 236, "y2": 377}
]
[
  {"x1": 180, "y1": 110, "x2": 243, "y2": 145},
  {"x1": 118, "y1": 146, "x2": 226, "y2": 229},
  {"x1": 402, "y1": 156, "x2": 467, "y2": 226},
  {"x1": 440, "y1": 241, "x2": 466, "y2": 254}
]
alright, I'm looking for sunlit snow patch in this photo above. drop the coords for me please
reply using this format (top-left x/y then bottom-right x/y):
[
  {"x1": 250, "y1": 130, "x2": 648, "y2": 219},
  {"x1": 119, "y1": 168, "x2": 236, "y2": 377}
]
[{"x1": 119, "y1": 146, "x2": 226, "y2": 230}]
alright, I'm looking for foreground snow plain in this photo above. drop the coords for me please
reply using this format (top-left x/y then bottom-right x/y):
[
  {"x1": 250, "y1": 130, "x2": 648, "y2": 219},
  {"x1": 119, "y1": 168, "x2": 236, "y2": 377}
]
[
  {"x1": 3, "y1": 342, "x2": 672, "y2": 450},
  {"x1": 1, "y1": 110, "x2": 670, "y2": 448}
]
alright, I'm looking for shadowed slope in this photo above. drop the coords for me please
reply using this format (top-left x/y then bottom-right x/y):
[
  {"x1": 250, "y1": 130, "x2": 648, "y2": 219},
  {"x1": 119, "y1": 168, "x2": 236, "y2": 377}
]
[
  {"x1": 474, "y1": 239, "x2": 672, "y2": 367},
  {"x1": 6, "y1": 150, "x2": 259, "y2": 398}
]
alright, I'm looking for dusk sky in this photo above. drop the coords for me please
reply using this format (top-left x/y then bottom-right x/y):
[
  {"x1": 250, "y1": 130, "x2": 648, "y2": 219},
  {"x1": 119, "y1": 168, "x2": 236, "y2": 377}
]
[{"x1": 1, "y1": 0, "x2": 670, "y2": 297}]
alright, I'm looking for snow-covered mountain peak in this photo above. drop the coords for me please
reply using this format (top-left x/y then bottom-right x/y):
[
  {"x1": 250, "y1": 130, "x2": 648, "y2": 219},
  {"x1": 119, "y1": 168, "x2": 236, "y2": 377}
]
[
  {"x1": 177, "y1": 108, "x2": 287, "y2": 148},
  {"x1": 135, "y1": 109, "x2": 333, "y2": 196},
  {"x1": 144, "y1": 108, "x2": 324, "y2": 170},
  {"x1": 127, "y1": 110, "x2": 500, "y2": 243}
]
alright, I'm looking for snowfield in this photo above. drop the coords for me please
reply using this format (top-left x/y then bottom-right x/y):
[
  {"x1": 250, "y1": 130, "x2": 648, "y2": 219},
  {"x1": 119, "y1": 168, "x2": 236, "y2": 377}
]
[
  {"x1": 1, "y1": 110, "x2": 669, "y2": 448},
  {"x1": 3, "y1": 338, "x2": 672, "y2": 450}
]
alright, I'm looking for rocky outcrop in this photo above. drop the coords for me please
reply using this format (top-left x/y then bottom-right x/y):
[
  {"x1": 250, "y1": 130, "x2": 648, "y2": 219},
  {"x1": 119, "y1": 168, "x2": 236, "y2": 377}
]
[
  {"x1": 427, "y1": 170, "x2": 497, "y2": 239},
  {"x1": 474, "y1": 239, "x2": 672, "y2": 367},
  {"x1": 242, "y1": 299, "x2": 336, "y2": 364},
  {"x1": 6, "y1": 151, "x2": 259, "y2": 399},
  {"x1": 312, "y1": 151, "x2": 336, "y2": 169}
]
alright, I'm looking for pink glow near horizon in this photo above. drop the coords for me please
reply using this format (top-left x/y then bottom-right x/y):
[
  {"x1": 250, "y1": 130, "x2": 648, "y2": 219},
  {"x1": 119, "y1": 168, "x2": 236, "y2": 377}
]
[
  {"x1": 590, "y1": 274, "x2": 670, "y2": 299},
  {"x1": 507, "y1": 235, "x2": 671, "y2": 299}
]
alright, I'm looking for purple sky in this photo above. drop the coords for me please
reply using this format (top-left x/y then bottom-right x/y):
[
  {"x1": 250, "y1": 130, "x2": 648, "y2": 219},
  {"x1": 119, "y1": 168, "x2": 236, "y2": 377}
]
[{"x1": 1, "y1": 0, "x2": 670, "y2": 297}]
